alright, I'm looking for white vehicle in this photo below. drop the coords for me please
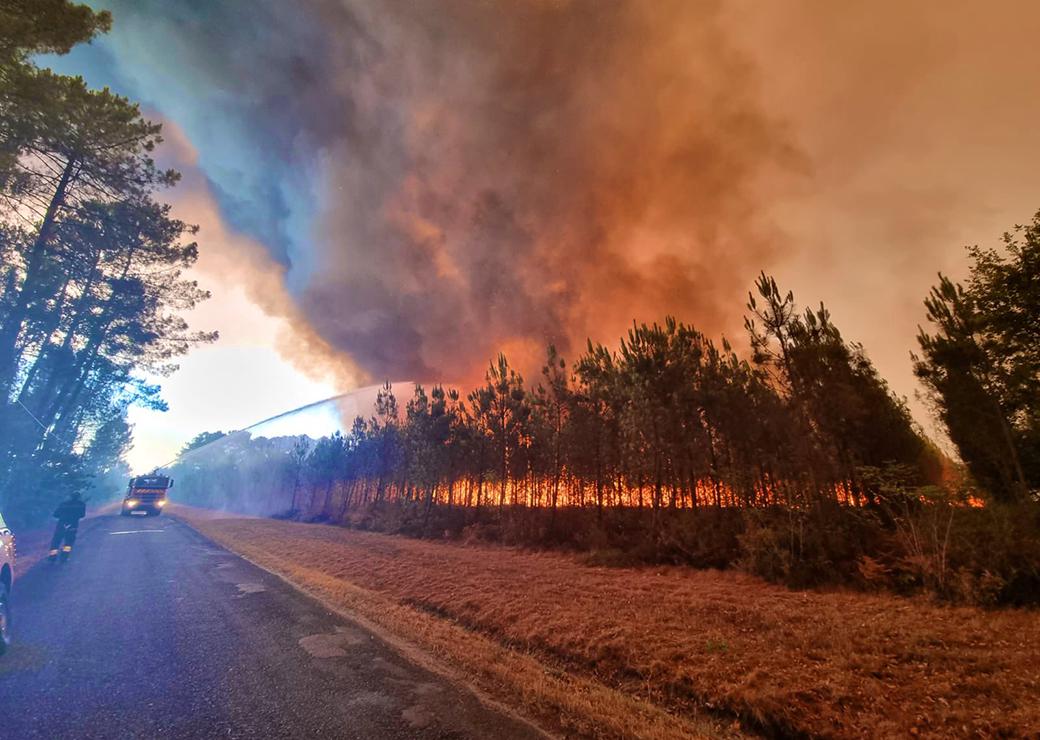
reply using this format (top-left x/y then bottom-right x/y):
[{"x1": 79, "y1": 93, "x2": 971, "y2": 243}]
[{"x1": 0, "y1": 510, "x2": 13, "y2": 656}]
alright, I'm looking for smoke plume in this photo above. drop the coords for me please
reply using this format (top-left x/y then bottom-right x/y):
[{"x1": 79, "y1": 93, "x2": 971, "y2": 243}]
[
  {"x1": 83, "y1": 0, "x2": 1040, "y2": 402},
  {"x1": 299, "y1": 0, "x2": 796, "y2": 382}
]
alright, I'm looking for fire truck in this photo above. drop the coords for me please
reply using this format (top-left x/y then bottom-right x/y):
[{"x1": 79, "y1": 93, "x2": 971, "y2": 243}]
[{"x1": 121, "y1": 474, "x2": 173, "y2": 516}]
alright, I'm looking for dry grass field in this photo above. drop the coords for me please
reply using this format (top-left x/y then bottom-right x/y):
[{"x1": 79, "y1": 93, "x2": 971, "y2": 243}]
[{"x1": 175, "y1": 507, "x2": 1040, "y2": 739}]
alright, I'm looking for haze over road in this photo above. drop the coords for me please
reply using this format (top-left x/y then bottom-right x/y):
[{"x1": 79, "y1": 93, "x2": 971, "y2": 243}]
[{"x1": 0, "y1": 514, "x2": 543, "y2": 739}]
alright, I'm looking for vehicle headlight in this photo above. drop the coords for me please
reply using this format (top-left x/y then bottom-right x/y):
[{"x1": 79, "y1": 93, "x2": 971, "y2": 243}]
[
  {"x1": 126, "y1": 499, "x2": 138, "y2": 507},
  {"x1": 157, "y1": 500, "x2": 166, "y2": 507}
]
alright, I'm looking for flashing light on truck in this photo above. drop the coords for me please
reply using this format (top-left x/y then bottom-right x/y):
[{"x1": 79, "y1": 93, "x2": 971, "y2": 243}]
[{"x1": 121, "y1": 475, "x2": 173, "y2": 517}]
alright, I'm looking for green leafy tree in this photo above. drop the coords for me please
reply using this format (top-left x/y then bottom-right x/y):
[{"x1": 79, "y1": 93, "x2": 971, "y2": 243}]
[
  {"x1": 305, "y1": 431, "x2": 346, "y2": 517},
  {"x1": 469, "y1": 355, "x2": 530, "y2": 507},
  {"x1": 746, "y1": 274, "x2": 932, "y2": 506},
  {"x1": 369, "y1": 382, "x2": 403, "y2": 503},
  {"x1": 572, "y1": 341, "x2": 623, "y2": 511},
  {"x1": 916, "y1": 213, "x2": 1040, "y2": 502},
  {"x1": 0, "y1": 0, "x2": 110, "y2": 183},
  {"x1": 0, "y1": 3, "x2": 214, "y2": 522},
  {"x1": 180, "y1": 430, "x2": 227, "y2": 458},
  {"x1": 530, "y1": 345, "x2": 570, "y2": 518},
  {"x1": 0, "y1": 86, "x2": 180, "y2": 396},
  {"x1": 286, "y1": 436, "x2": 310, "y2": 512},
  {"x1": 0, "y1": 0, "x2": 110, "y2": 60},
  {"x1": 406, "y1": 384, "x2": 456, "y2": 526}
]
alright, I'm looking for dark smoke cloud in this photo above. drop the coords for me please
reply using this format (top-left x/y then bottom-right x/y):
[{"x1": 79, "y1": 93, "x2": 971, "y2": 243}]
[
  {"x1": 299, "y1": 0, "x2": 797, "y2": 382},
  {"x1": 69, "y1": 2, "x2": 794, "y2": 384},
  {"x1": 55, "y1": 0, "x2": 1040, "y2": 436},
  {"x1": 67, "y1": 0, "x2": 798, "y2": 383},
  {"x1": 57, "y1": 0, "x2": 354, "y2": 268}
]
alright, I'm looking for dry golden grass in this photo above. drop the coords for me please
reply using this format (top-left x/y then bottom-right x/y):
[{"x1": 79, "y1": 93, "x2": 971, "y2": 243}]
[{"x1": 174, "y1": 507, "x2": 1040, "y2": 738}]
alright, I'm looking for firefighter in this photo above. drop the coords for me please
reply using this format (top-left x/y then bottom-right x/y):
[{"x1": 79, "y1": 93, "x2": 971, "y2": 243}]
[{"x1": 49, "y1": 492, "x2": 87, "y2": 563}]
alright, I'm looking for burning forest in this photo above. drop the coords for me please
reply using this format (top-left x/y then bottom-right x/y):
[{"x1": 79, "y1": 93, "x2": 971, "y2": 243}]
[
  {"x1": 3, "y1": 2, "x2": 1040, "y2": 737},
  {"x1": 171, "y1": 235, "x2": 1040, "y2": 607}
]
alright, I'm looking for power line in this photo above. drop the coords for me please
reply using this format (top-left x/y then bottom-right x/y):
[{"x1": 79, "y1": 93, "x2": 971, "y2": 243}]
[{"x1": 15, "y1": 399, "x2": 48, "y2": 432}]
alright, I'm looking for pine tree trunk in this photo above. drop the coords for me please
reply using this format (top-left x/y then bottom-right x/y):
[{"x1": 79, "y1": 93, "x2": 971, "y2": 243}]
[{"x1": 0, "y1": 156, "x2": 77, "y2": 396}]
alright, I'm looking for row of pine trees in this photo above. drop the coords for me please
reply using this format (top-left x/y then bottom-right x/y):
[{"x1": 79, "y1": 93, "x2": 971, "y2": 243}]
[
  {"x1": 289, "y1": 272, "x2": 940, "y2": 519},
  {"x1": 276, "y1": 274, "x2": 940, "y2": 522},
  {"x1": 174, "y1": 213, "x2": 1040, "y2": 525},
  {"x1": 0, "y1": 3, "x2": 213, "y2": 524},
  {"x1": 170, "y1": 228, "x2": 1040, "y2": 601}
]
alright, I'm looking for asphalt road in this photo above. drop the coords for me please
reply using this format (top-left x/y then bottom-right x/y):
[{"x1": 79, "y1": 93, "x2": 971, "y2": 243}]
[{"x1": 0, "y1": 514, "x2": 545, "y2": 739}]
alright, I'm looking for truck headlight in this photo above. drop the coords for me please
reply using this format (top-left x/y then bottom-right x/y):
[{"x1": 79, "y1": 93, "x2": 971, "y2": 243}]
[
  {"x1": 126, "y1": 499, "x2": 138, "y2": 507},
  {"x1": 157, "y1": 500, "x2": 166, "y2": 507}
]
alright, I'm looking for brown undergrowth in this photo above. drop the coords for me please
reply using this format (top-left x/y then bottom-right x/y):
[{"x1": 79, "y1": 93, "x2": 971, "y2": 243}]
[{"x1": 174, "y1": 506, "x2": 1040, "y2": 738}]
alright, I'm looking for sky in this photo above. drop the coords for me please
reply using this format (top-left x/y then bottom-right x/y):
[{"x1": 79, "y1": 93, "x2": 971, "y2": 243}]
[{"x1": 46, "y1": 0, "x2": 1040, "y2": 471}]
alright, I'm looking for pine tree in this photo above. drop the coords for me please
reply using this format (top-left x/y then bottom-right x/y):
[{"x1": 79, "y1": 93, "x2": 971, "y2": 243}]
[{"x1": 916, "y1": 212, "x2": 1040, "y2": 502}]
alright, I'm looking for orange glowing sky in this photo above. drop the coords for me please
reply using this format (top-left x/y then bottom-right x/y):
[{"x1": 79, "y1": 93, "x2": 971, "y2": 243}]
[{"x1": 52, "y1": 1, "x2": 1040, "y2": 470}]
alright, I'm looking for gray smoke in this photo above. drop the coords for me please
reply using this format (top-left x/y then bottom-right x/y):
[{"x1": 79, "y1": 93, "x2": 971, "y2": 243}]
[{"x1": 298, "y1": 0, "x2": 797, "y2": 382}]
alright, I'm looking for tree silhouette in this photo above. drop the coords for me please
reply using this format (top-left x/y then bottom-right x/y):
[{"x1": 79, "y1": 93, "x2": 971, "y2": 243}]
[{"x1": 916, "y1": 212, "x2": 1040, "y2": 502}]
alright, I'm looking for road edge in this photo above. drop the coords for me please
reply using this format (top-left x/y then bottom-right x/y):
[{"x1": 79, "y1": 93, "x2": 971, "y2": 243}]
[{"x1": 170, "y1": 511, "x2": 557, "y2": 740}]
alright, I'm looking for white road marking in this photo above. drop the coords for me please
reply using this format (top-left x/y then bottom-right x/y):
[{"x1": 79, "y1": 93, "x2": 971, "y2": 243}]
[{"x1": 109, "y1": 530, "x2": 166, "y2": 535}]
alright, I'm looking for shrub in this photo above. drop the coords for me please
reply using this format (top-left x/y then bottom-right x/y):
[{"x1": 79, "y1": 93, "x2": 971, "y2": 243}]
[{"x1": 296, "y1": 494, "x2": 1039, "y2": 606}]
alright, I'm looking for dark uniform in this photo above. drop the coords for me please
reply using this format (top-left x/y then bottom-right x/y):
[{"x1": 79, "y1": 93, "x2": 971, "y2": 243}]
[{"x1": 50, "y1": 495, "x2": 86, "y2": 562}]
